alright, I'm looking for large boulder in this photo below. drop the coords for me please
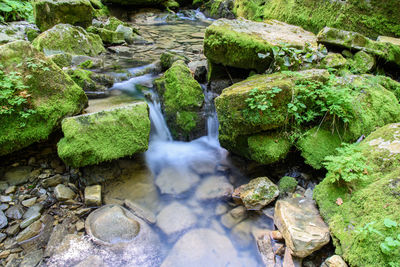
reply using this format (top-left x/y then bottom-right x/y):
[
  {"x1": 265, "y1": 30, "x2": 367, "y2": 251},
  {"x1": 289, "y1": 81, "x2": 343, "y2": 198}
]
[
  {"x1": 33, "y1": 24, "x2": 105, "y2": 57},
  {"x1": 57, "y1": 102, "x2": 150, "y2": 167},
  {"x1": 102, "y1": 0, "x2": 163, "y2": 6},
  {"x1": 0, "y1": 41, "x2": 87, "y2": 156},
  {"x1": 33, "y1": 0, "x2": 94, "y2": 32},
  {"x1": 154, "y1": 60, "x2": 205, "y2": 140},
  {"x1": 314, "y1": 123, "x2": 400, "y2": 266},
  {"x1": 204, "y1": 18, "x2": 317, "y2": 72}
]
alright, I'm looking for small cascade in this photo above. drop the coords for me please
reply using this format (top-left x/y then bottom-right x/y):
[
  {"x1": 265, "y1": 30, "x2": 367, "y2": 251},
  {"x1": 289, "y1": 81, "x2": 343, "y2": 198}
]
[{"x1": 202, "y1": 84, "x2": 219, "y2": 143}]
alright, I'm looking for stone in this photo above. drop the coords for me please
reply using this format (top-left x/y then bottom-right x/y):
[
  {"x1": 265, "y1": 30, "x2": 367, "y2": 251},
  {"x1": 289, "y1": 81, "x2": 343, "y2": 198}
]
[
  {"x1": 57, "y1": 102, "x2": 150, "y2": 167},
  {"x1": 231, "y1": 220, "x2": 253, "y2": 247},
  {"x1": 160, "y1": 51, "x2": 188, "y2": 71},
  {"x1": 0, "y1": 232, "x2": 6, "y2": 242},
  {"x1": 20, "y1": 212, "x2": 41, "y2": 229},
  {"x1": 0, "y1": 203, "x2": 9, "y2": 210},
  {"x1": 320, "y1": 53, "x2": 347, "y2": 69},
  {"x1": 22, "y1": 197, "x2": 37, "y2": 207},
  {"x1": 76, "y1": 221, "x2": 85, "y2": 232},
  {"x1": 3, "y1": 166, "x2": 32, "y2": 186},
  {"x1": 161, "y1": 229, "x2": 240, "y2": 266},
  {"x1": 33, "y1": 0, "x2": 94, "y2": 31},
  {"x1": 215, "y1": 203, "x2": 228, "y2": 215},
  {"x1": 5, "y1": 224, "x2": 19, "y2": 235},
  {"x1": 82, "y1": 161, "x2": 121, "y2": 185},
  {"x1": 33, "y1": 24, "x2": 105, "y2": 57},
  {"x1": 84, "y1": 185, "x2": 102, "y2": 206},
  {"x1": 377, "y1": 36, "x2": 400, "y2": 46},
  {"x1": 0, "y1": 250, "x2": 10, "y2": 259},
  {"x1": 195, "y1": 175, "x2": 233, "y2": 201},
  {"x1": 156, "y1": 202, "x2": 196, "y2": 236},
  {"x1": 20, "y1": 249, "x2": 43, "y2": 267},
  {"x1": 204, "y1": 18, "x2": 317, "y2": 72},
  {"x1": 252, "y1": 229, "x2": 275, "y2": 266},
  {"x1": 54, "y1": 184, "x2": 76, "y2": 201},
  {"x1": 4, "y1": 186, "x2": 17, "y2": 195},
  {"x1": 41, "y1": 174, "x2": 63, "y2": 188},
  {"x1": 45, "y1": 220, "x2": 73, "y2": 257},
  {"x1": 220, "y1": 206, "x2": 247, "y2": 228},
  {"x1": 124, "y1": 199, "x2": 156, "y2": 224},
  {"x1": 74, "y1": 255, "x2": 105, "y2": 267},
  {"x1": 0, "y1": 195, "x2": 12, "y2": 202},
  {"x1": 155, "y1": 167, "x2": 200, "y2": 195},
  {"x1": 274, "y1": 197, "x2": 330, "y2": 258},
  {"x1": 23, "y1": 204, "x2": 43, "y2": 220},
  {"x1": 116, "y1": 25, "x2": 135, "y2": 44},
  {"x1": 15, "y1": 220, "x2": 43, "y2": 243},
  {"x1": 0, "y1": 210, "x2": 8, "y2": 229},
  {"x1": 321, "y1": 255, "x2": 348, "y2": 267},
  {"x1": 350, "y1": 51, "x2": 375, "y2": 74},
  {"x1": 5, "y1": 205, "x2": 24, "y2": 220},
  {"x1": 233, "y1": 177, "x2": 279, "y2": 210},
  {"x1": 0, "y1": 41, "x2": 88, "y2": 156},
  {"x1": 87, "y1": 26, "x2": 125, "y2": 45}
]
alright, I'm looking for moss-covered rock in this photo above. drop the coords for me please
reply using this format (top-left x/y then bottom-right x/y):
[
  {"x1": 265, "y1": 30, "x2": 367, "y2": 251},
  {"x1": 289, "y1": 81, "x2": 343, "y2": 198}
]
[
  {"x1": 348, "y1": 51, "x2": 375, "y2": 74},
  {"x1": 87, "y1": 26, "x2": 125, "y2": 45},
  {"x1": 48, "y1": 53, "x2": 73, "y2": 68},
  {"x1": 154, "y1": 60, "x2": 204, "y2": 140},
  {"x1": 33, "y1": 0, "x2": 94, "y2": 32},
  {"x1": 278, "y1": 176, "x2": 298, "y2": 194},
  {"x1": 247, "y1": 132, "x2": 291, "y2": 165},
  {"x1": 233, "y1": 0, "x2": 400, "y2": 39},
  {"x1": 33, "y1": 24, "x2": 105, "y2": 56},
  {"x1": 317, "y1": 27, "x2": 400, "y2": 68},
  {"x1": 204, "y1": 18, "x2": 317, "y2": 72},
  {"x1": 314, "y1": 123, "x2": 400, "y2": 266},
  {"x1": 0, "y1": 41, "x2": 88, "y2": 155},
  {"x1": 102, "y1": 0, "x2": 163, "y2": 6},
  {"x1": 160, "y1": 51, "x2": 189, "y2": 71},
  {"x1": 57, "y1": 102, "x2": 150, "y2": 167},
  {"x1": 66, "y1": 68, "x2": 113, "y2": 92},
  {"x1": 319, "y1": 53, "x2": 347, "y2": 70}
]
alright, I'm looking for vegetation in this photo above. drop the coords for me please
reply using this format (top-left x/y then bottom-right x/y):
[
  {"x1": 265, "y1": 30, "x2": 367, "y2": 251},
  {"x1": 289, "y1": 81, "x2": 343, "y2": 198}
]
[
  {"x1": 278, "y1": 176, "x2": 298, "y2": 194},
  {"x1": 0, "y1": 0, "x2": 33, "y2": 22}
]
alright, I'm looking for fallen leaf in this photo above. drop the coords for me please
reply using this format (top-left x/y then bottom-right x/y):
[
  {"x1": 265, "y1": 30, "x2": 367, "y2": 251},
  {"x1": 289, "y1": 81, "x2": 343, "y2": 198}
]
[{"x1": 336, "y1": 198, "x2": 343, "y2": 206}]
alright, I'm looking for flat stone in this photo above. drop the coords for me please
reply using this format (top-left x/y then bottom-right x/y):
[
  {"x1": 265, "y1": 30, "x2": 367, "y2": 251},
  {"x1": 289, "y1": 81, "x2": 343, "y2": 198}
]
[
  {"x1": 22, "y1": 197, "x2": 37, "y2": 207},
  {"x1": 5, "y1": 205, "x2": 24, "y2": 220},
  {"x1": 377, "y1": 36, "x2": 400, "y2": 46},
  {"x1": 41, "y1": 174, "x2": 63, "y2": 188},
  {"x1": 252, "y1": 229, "x2": 275, "y2": 266},
  {"x1": 74, "y1": 255, "x2": 105, "y2": 267},
  {"x1": 0, "y1": 232, "x2": 6, "y2": 242},
  {"x1": 155, "y1": 167, "x2": 199, "y2": 195},
  {"x1": 23, "y1": 204, "x2": 43, "y2": 220},
  {"x1": 76, "y1": 221, "x2": 85, "y2": 232},
  {"x1": 5, "y1": 223, "x2": 19, "y2": 235},
  {"x1": 231, "y1": 220, "x2": 253, "y2": 247},
  {"x1": 3, "y1": 166, "x2": 32, "y2": 186},
  {"x1": 0, "y1": 210, "x2": 8, "y2": 229},
  {"x1": 0, "y1": 250, "x2": 10, "y2": 259},
  {"x1": 84, "y1": 185, "x2": 102, "y2": 206},
  {"x1": 220, "y1": 206, "x2": 247, "y2": 229},
  {"x1": 156, "y1": 202, "x2": 196, "y2": 236},
  {"x1": 20, "y1": 249, "x2": 43, "y2": 267},
  {"x1": 4, "y1": 186, "x2": 17, "y2": 195},
  {"x1": 1, "y1": 195, "x2": 12, "y2": 202},
  {"x1": 45, "y1": 220, "x2": 73, "y2": 257},
  {"x1": 0, "y1": 203, "x2": 9, "y2": 210},
  {"x1": 195, "y1": 175, "x2": 233, "y2": 201},
  {"x1": 15, "y1": 220, "x2": 42, "y2": 243},
  {"x1": 54, "y1": 184, "x2": 76, "y2": 201},
  {"x1": 321, "y1": 255, "x2": 348, "y2": 267},
  {"x1": 124, "y1": 199, "x2": 156, "y2": 224},
  {"x1": 20, "y1": 211, "x2": 41, "y2": 229},
  {"x1": 274, "y1": 197, "x2": 330, "y2": 258}
]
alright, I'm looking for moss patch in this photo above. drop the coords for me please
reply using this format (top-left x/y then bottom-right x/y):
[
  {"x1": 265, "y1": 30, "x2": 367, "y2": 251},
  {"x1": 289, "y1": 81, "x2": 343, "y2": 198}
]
[
  {"x1": 247, "y1": 132, "x2": 291, "y2": 165},
  {"x1": 278, "y1": 176, "x2": 298, "y2": 194}
]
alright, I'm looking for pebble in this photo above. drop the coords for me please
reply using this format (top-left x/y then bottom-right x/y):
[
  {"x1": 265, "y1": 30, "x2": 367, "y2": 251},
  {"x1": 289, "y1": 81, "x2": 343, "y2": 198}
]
[
  {"x1": 54, "y1": 184, "x2": 76, "y2": 201},
  {"x1": 41, "y1": 174, "x2": 63, "y2": 188},
  {"x1": 0, "y1": 250, "x2": 10, "y2": 259},
  {"x1": 5, "y1": 224, "x2": 19, "y2": 236},
  {"x1": 76, "y1": 221, "x2": 85, "y2": 232},
  {"x1": 84, "y1": 185, "x2": 102, "y2": 206},
  {"x1": 0, "y1": 195, "x2": 12, "y2": 202},
  {"x1": 15, "y1": 220, "x2": 42, "y2": 243},
  {"x1": 22, "y1": 197, "x2": 37, "y2": 207},
  {"x1": 4, "y1": 186, "x2": 16, "y2": 195},
  {"x1": 20, "y1": 212, "x2": 41, "y2": 229},
  {"x1": 5, "y1": 205, "x2": 24, "y2": 220},
  {"x1": 23, "y1": 204, "x2": 43, "y2": 220},
  {"x1": 0, "y1": 210, "x2": 8, "y2": 229}
]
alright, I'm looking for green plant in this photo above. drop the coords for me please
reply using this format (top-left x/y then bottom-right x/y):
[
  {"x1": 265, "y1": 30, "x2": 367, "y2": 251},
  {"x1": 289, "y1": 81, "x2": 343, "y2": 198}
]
[
  {"x1": 323, "y1": 143, "x2": 371, "y2": 191},
  {"x1": 0, "y1": 64, "x2": 36, "y2": 127},
  {"x1": 0, "y1": 0, "x2": 33, "y2": 23},
  {"x1": 23, "y1": 57, "x2": 51, "y2": 72},
  {"x1": 243, "y1": 86, "x2": 282, "y2": 123}
]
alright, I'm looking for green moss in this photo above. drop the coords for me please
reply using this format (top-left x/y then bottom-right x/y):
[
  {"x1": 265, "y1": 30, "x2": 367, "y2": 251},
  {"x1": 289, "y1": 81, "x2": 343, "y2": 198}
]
[
  {"x1": 86, "y1": 26, "x2": 125, "y2": 45},
  {"x1": 25, "y1": 28, "x2": 39, "y2": 42},
  {"x1": 0, "y1": 41, "x2": 87, "y2": 155},
  {"x1": 319, "y1": 53, "x2": 347, "y2": 70},
  {"x1": 247, "y1": 132, "x2": 291, "y2": 165},
  {"x1": 278, "y1": 176, "x2": 298, "y2": 194},
  {"x1": 49, "y1": 53, "x2": 73, "y2": 68},
  {"x1": 160, "y1": 51, "x2": 188, "y2": 71},
  {"x1": 175, "y1": 111, "x2": 198, "y2": 133},
  {"x1": 233, "y1": 0, "x2": 400, "y2": 38},
  {"x1": 33, "y1": 24, "x2": 105, "y2": 56},
  {"x1": 103, "y1": 17, "x2": 127, "y2": 31},
  {"x1": 349, "y1": 51, "x2": 375, "y2": 74},
  {"x1": 314, "y1": 123, "x2": 400, "y2": 266},
  {"x1": 57, "y1": 102, "x2": 150, "y2": 167},
  {"x1": 67, "y1": 68, "x2": 96, "y2": 91},
  {"x1": 33, "y1": 0, "x2": 94, "y2": 32},
  {"x1": 78, "y1": 60, "x2": 94, "y2": 69}
]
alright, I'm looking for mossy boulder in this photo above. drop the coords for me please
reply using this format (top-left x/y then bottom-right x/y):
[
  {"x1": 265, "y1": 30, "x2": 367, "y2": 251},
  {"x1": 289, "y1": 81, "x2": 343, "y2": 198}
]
[
  {"x1": 33, "y1": 24, "x2": 105, "y2": 56},
  {"x1": 233, "y1": 0, "x2": 400, "y2": 39},
  {"x1": 67, "y1": 69, "x2": 112, "y2": 92},
  {"x1": 57, "y1": 102, "x2": 150, "y2": 167},
  {"x1": 154, "y1": 60, "x2": 204, "y2": 140},
  {"x1": 48, "y1": 53, "x2": 73, "y2": 68},
  {"x1": 87, "y1": 26, "x2": 125, "y2": 45},
  {"x1": 33, "y1": 0, "x2": 94, "y2": 32},
  {"x1": 160, "y1": 51, "x2": 189, "y2": 71},
  {"x1": 317, "y1": 27, "x2": 400, "y2": 68},
  {"x1": 349, "y1": 51, "x2": 375, "y2": 74},
  {"x1": 204, "y1": 18, "x2": 317, "y2": 72},
  {"x1": 247, "y1": 132, "x2": 291, "y2": 165},
  {"x1": 314, "y1": 123, "x2": 400, "y2": 266},
  {"x1": 278, "y1": 176, "x2": 298, "y2": 194},
  {"x1": 102, "y1": 0, "x2": 163, "y2": 6},
  {"x1": 319, "y1": 53, "x2": 347, "y2": 70},
  {"x1": 0, "y1": 41, "x2": 88, "y2": 155}
]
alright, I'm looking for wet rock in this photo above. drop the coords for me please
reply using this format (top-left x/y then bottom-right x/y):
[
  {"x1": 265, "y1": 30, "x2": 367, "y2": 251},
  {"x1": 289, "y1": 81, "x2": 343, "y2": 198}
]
[
  {"x1": 156, "y1": 202, "x2": 196, "y2": 236},
  {"x1": 0, "y1": 250, "x2": 10, "y2": 259},
  {"x1": 54, "y1": 185, "x2": 76, "y2": 201},
  {"x1": 124, "y1": 199, "x2": 156, "y2": 224},
  {"x1": 20, "y1": 249, "x2": 43, "y2": 267},
  {"x1": 52, "y1": 234, "x2": 93, "y2": 260},
  {"x1": 188, "y1": 59, "x2": 207, "y2": 83},
  {"x1": 220, "y1": 206, "x2": 247, "y2": 228},
  {"x1": 252, "y1": 229, "x2": 275, "y2": 266},
  {"x1": 0, "y1": 203, "x2": 9, "y2": 211},
  {"x1": 45, "y1": 220, "x2": 74, "y2": 257},
  {"x1": 231, "y1": 220, "x2": 253, "y2": 247},
  {"x1": 233, "y1": 177, "x2": 279, "y2": 210},
  {"x1": 321, "y1": 255, "x2": 348, "y2": 267},
  {"x1": 84, "y1": 185, "x2": 102, "y2": 206},
  {"x1": 160, "y1": 51, "x2": 188, "y2": 71},
  {"x1": 274, "y1": 198, "x2": 330, "y2": 258},
  {"x1": 3, "y1": 166, "x2": 32, "y2": 186},
  {"x1": 82, "y1": 161, "x2": 121, "y2": 186},
  {"x1": 20, "y1": 211, "x2": 41, "y2": 229},
  {"x1": 195, "y1": 175, "x2": 233, "y2": 201},
  {"x1": 22, "y1": 197, "x2": 37, "y2": 207},
  {"x1": 155, "y1": 168, "x2": 200, "y2": 195},
  {"x1": 74, "y1": 255, "x2": 105, "y2": 267},
  {"x1": 75, "y1": 220, "x2": 85, "y2": 232},
  {"x1": 189, "y1": 160, "x2": 216, "y2": 175},
  {"x1": 1, "y1": 195, "x2": 12, "y2": 202},
  {"x1": 41, "y1": 174, "x2": 63, "y2": 188},
  {"x1": 4, "y1": 186, "x2": 17, "y2": 195},
  {"x1": 5, "y1": 224, "x2": 19, "y2": 236},
  {"x1": 0, "y1": 232, "x2": 6, "y2": 242},
  {"x1": 23, "y1": 204, "x2": 43, "y2": 220},
  {"x1": 15, "y1": 220, "x2": 42, "y2": 243},
  {"x1": 116, "y1": 25, "x2": 135, "y2": 44},
  {"x1": 5, "y1": 205, "x2": 24, "y2": 220},
  {"x1": 57, "y1": 102, "x2": 150, "y2": 168},
  {"x1": 215, "y1": 203, "x2": 228, "y2": 215}
]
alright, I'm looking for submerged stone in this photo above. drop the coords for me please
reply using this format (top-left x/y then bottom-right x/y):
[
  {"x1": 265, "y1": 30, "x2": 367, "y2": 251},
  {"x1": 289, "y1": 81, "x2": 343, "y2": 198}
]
[
  {"x1": 57, "y1": 102, "x2": 150, "y2": 167},
  {"x1": 155, "y1": 167, "x2": 200, "y2": 195},
  {"x1": 156, "y1": 202, "x2": 196, "y2": 236},
  {"x1": 0, "y1": 41, "x2": 87, "y2": 156},
  {"x1": 195, "y1": 175, "x2": 233, "y2": 201},
  {"x1": 33, "y1": 0, "x2": 94, "y2": 31}
]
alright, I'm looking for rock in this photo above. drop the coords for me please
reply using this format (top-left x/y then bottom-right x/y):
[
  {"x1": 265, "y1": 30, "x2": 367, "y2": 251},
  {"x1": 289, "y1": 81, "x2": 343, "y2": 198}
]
[
  {"x1": 215, "y1": 203, "x2": 228, "y2": 215},
  {"x1": 349, "y1": 51, "x2": 375, "y2": 74},
  {"x1": 85, "y1": 205, "x2": 140, "y2": 244},
  {"x1": 51, "y1": 234, "x2": 93, "y2": 262},
  {"x1": 84, "y1": 185, "x2": 101, "y2": 206},
  {"x1": 82, "y1": 161, "x2": 121, "y2": 185},
  {"x1": 0, "y1": 233, "x2": 6, "y2": 242},
  {"x1": 15, "y1": 220, "x2": 43, "y2": 243},
  {"x1": 204, "y1": 18, "x2": 317, "y2": 72},
  {"x1": 156, "y1": 202, "x2": 196, "y2": 236},
  {"x1": 20, "y1": 211, "x2": 41, "y2": 229},
  {"x1": 66, "y1": 69, "x2": 110, "y2": 92},
  {"x1": 155, "y1": 167, "x2": 200, "y2": 195},
  {"x1": 33, "y1": 24, "x2": 105, "y2": 57},
  {"x1": 33, "y1": 0, "x2": 94, "y2": 31},
  {"x1": 320, "y1": 53, "x2": 347, "y2": 69},
  {"x1": 0, "y1": 203, "x2": 9, "y2": 210},
  {"x1": 160, "y1": 51, "x2": 188, "y2": 71},
  {"x1": 22, "y1": 197, "x2": 37, "y2": 207},
  {"x1": 247, "y1": 132, "x2": 292, "y2": 164},
  {"x1": 283, "y1": 247, "x2": 295, "y2": 267},
  {"x1": 4, "y1": 186, "x2": 17, "y2": 195},
  {"x1": 252, "y1": 229, "x2": 275, "y2": 266},
  {"x1": 233, "y1": 177, "x2": 279, "y2": 210},
  {"x1": 58, "y1": 102, "x2": 150, "y2": 167},
  {"x1": 317, "y1": 27, "x2": 400, "y2": 68},
  {"x1": 45, "y1": 220, "x2": 73, "y2": 257},
  {"x1": 161, "y1": 229, "x2": 240, "y2": 266},
  {"x1": 20, "y1": 249, "x2": 43, "y2": 267},
  {"x1": 74, "y1": 255, "x2": 105, "y2": 267},
  {"x1": 23, "y1": 204, "x2": 43, "y2": 220},
  {"x1": 76, "y1": 221, "x2": 85, "y2": 232},
  {"x1": 41, "y1": 174, "x2": 64, "y2": 188},
  {"x1": 0, "y1": 195, "x2": 12, "y2": 202},
  {"x1": 220, "y1": 206, "x2": 247, "y2": 228},
  {"x1": 231, "y1": 220, "x2": 253, "y2": 247},
  {"x1": 321, "y1": 255, "x2": 348, "y2": 267},
  {"x1": 154, "y1": 60, "x2": 205, "y2": 140},
  {"x1": 278, "y1": 176, "x2": 298, "y2": 195},
  {"x1": 0, "y1": 210, "x2": 8, "y2": 229},
  {"x1": 124, "y1": 199, "x2": 156, "y2": 224},
  {"x1": 3, "y1": 166, "x2": 32, "y2": 186},
  {"x1": 103, "y1": 0, "x2": 163, "y2": 6},
  {"x1": 87, "y1": 26, "x2": 125, "y2": 45},
  {"x1": 195, "y1": 175, "x2": 233, "y2": 201},
  {"x1": 377, "y1": 36, "x2": 400, "y2": 46},
  {"x1": 274, "y1": 197, "x2": 330, "y2": 258},
  {"x1": 0, "y1": 250, "x2": 10, "y2": 259},
  {"x1": 6, "y1": 224, "x2": 20, "y2": 235},
  {"x1": 5, "y1": 205, "x2": 24, "y2": 220},
  {"x1": 54, "y1": 184, "x2": 76, "y2": 201},
  {"x1": 0, "y1": 41, "x2": 88, "y2": 156},
  {"x1": 116, "y1": 25, "x2": 135, "y2": 44}
]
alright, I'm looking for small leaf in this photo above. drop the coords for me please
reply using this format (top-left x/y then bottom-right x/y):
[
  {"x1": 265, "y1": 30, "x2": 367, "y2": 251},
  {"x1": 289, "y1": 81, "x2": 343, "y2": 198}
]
[{"x1": 384, "y1": 218, "x2": 398, "y2": 228}]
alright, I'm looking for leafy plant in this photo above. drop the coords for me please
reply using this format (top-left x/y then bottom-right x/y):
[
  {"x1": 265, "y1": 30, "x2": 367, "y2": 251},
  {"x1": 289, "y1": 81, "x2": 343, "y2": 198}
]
[
  {"x1": 0, "y1": 0, "x2": 33, "y2": 23},
  {"x1": 243, "y1": 86, "x2": 282, "y2": 123}
]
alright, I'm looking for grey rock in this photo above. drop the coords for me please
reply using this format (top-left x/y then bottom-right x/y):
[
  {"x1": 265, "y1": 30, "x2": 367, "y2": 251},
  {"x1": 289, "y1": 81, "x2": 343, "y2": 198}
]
[
  {"x1": 84, "y1": 185, "x2": 102, "y2": 206},
  {"x1": 45, "y1": 220, "x2": 73, "y2": 257},
  {"x1": 41, "y1": 174, "x2": 63, "y2": 188},
  {"x1": 20, "y1": 249, "x2": 43, "y2": 267},
  {"x1": 195, "y1": 175, "x2": 233, "y2": 201},
  {"x1": 15, "y1": 220, "x2": 42, "y2": 243},
  {"x1": 20, "y1": 212, "x2": 41, "y2": 229},
  {"x1": 0, "y1": 232, "x2": 6, "y2": 242},
  {"x1": 116, "y1": 24, "x2": 134, "y2": 44},
  {"x1": 5, "y1": 223, "x2": 19, "y2": 235},
  {"x1": 0, "y1": 210, "x2": 8, "y2": 229},
  {"x1": 155, "y1": 168, "x2": 199, "y2": 195},
  {"x1": 22, "y1": 197, "x2": 37, "y2": 207},
  {"x1": 74, "y1": 255, "x2": 105, "y2": 267},
  {"x1": 0, "y1": 195, "x2": 12, "y2": 202},
  {"x1": 124, "y1": 199, "x2": 156, "y2": 224},
  {"x1": 156, "y1": 202, "x2": 196, "y2": 236},
  {"x1": 54, "y1": 184, "x2": 76, "y2": 201},
  {"x1": 220, "y1": 206, "x2": 247, "y2": 229},
  {"x1": 5, "y1": 205, "x2": 24, "y2": 220},
  {"x1": 3, "y1": 166, "x2": 32, "y2": 186},
  {"x1": 4, "y1": 186, "x2": 17, "y2": 195},
  {"x1": 0, "y1": 203, "x2": 9, "y2": 210},
  {"x1": 321, "y1": 255, "x2": 348, "y2": 267},
  {"x1": 23, "y1": 204, "x2": 43, "y2": 220}
]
